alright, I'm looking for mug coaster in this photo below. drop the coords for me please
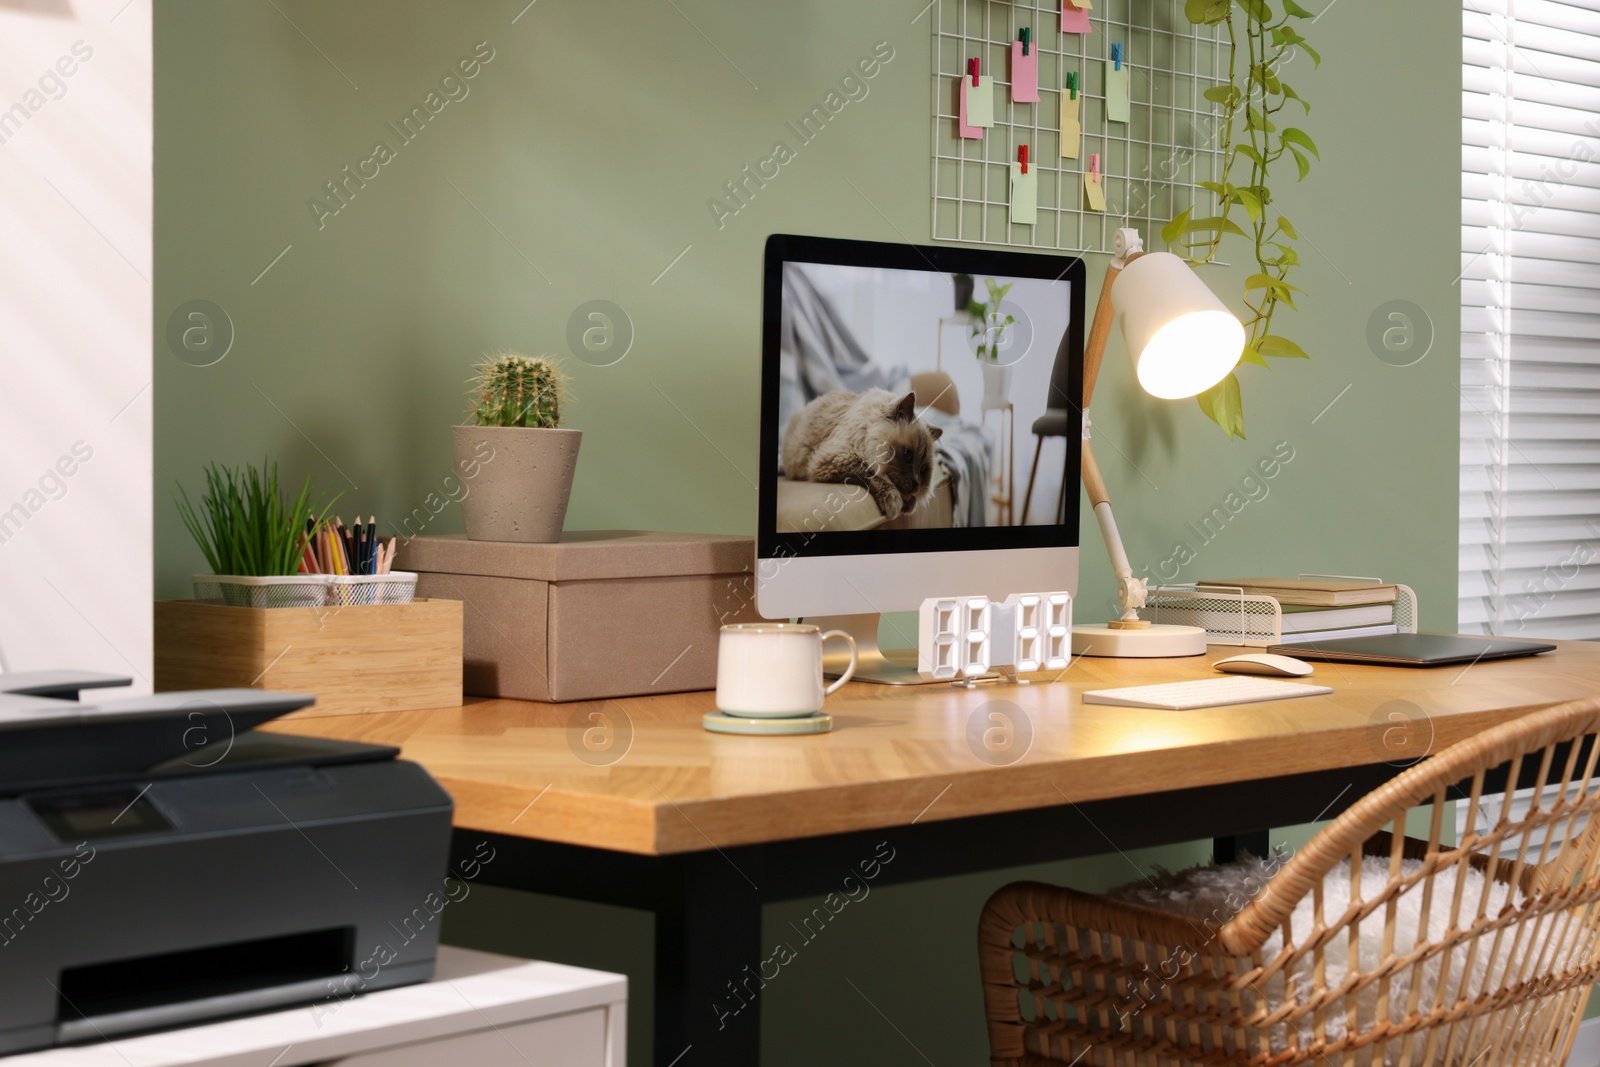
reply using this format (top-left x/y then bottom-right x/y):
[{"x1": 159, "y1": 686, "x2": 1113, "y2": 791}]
[{"x1": 702, "y1": 711, "x2": 833, "y2": 735}]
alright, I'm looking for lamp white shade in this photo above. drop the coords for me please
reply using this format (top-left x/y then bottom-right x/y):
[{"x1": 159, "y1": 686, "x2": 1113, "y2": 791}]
[{"x1": 1116, "y1": 252, "x2": 1246, "y2": 400}]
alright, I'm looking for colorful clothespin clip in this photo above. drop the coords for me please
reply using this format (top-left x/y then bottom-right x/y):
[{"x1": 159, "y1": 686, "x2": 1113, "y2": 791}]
[
  {"x1": 1019, "y1": 145, "x2": 1029, "y2": 174},
  {"x1": 968, "y1": 57, "x2": 980, "y2": 86},
  {"x1": 1089, "y1": 152, "x2": 1101, "y2": 180},
  {"x1": 1020, "y1": 27, "x2": 1031, "y2": 55},
  {"x1": 1066, "y1": 71, "x2": 1078, "y2": 99},
  {"x1": 1111, "y1": 43, "x2": 1123, "y2": 70}
]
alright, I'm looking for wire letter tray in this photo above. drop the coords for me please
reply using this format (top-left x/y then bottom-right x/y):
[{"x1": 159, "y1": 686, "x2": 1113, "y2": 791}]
[{"x1": 1137, "y1": 578, "x2": 1421, "y2": 648}]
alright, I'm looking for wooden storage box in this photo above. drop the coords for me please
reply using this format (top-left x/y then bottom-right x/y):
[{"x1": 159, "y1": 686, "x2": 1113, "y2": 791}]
[
  {"x1": 395, "y1": 531, "x2": 760, "y2": 703},
  {"x1": 155, "y1": 598, "x2": 463, "y2": 718}
]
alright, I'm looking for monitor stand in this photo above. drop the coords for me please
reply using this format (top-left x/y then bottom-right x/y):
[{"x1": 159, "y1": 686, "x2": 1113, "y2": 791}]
[{"x1": 806, "y1": 614, "x2": 942, "y2": 686}]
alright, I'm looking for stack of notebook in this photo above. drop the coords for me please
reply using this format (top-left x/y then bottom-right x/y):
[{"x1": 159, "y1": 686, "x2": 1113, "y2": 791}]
[{"x1": 1196, "y1": 578, "x2": 1399, "y2": 645}]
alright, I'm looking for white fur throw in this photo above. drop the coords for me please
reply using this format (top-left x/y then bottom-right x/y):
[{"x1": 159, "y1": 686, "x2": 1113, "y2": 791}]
[{"x1": 1105, "y1": 853, "x2": 1537, "y2": 1066}]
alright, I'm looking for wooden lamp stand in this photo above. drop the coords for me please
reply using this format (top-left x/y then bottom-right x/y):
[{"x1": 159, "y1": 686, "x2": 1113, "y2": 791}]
[{"x1": 1070, "y1": 229, "x2": 1209, "y2": 658}]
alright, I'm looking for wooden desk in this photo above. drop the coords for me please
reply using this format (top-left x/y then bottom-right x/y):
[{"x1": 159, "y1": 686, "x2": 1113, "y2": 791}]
[{"x1": 270, "y1": 640, "x2": 1600, "y2": 1066}]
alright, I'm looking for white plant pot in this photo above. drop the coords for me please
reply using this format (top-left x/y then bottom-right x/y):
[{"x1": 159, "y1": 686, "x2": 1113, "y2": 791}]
[
  {"x1": 980, "y1": 361, "x2": 1013, "y2": 410},
  {"x1": 452, "y1": 426, "x2": 582, "y2": 543}
]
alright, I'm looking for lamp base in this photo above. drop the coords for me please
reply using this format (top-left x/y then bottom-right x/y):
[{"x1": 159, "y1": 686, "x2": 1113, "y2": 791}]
[{"x1": 1071, "y1": 623, "x2": 1207, "y2": 658}]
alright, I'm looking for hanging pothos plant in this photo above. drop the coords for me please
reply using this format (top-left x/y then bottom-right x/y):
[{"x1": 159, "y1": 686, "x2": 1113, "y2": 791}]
[{"x1": 1163, "y1": 0, "x2": 1320, "y2": 439}]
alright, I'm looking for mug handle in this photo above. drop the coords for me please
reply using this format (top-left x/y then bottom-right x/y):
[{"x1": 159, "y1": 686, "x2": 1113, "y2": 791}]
[{"x1": 821, "y1": 630, "x2": 858, "y2": 694}]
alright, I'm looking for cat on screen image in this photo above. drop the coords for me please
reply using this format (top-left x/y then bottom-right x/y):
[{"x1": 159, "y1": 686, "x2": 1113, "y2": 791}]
[{"x1": 782, "y1": 389, "x2": 942, "y2": 521}]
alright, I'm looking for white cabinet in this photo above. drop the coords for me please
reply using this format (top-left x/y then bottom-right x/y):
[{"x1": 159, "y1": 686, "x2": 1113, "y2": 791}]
[{"x1": 2, "y1": 947, "x2": 626, "y2": 1067}]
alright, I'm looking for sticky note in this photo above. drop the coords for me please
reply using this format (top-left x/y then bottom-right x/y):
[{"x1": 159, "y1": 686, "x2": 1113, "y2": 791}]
[
  {"x1": 1011, "y1": 41, "x2": 1039, "y2": 103},
  {"x1": 1061, "y1": 0, "x2": 1092, "y2": 34},
  {"x1": 1060, "y1": 93, "x2": 1080, "y2": 158},
  {"x1": 1084, "y1": 170, "x2": 1107, "y2": 212},
  {"x1": 1010, "y1": 162, "x2": 1037, "y2": 225},
  {"x1": 957, "y1": 76, "x2": 982, "y2": 138},
  {"x1": 1106, "y1": 57, "x2": 1130, "y2": 123},
  {"x1": 964, "y1": 74, "x2": 994, "y2": 128}
]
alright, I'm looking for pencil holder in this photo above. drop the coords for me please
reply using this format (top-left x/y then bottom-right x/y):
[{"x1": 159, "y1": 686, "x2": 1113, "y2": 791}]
[{"x1": 325, "y1": 572, "x2": 418, "y2": 607}]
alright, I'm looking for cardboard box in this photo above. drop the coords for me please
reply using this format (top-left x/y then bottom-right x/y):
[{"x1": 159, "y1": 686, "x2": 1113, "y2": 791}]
[
  {"x1": 395, "y1": 531, "x2": 760, "y2": 702},
  {"x1": 154, "y1": 598, "x2": 463, "y2": 718}
]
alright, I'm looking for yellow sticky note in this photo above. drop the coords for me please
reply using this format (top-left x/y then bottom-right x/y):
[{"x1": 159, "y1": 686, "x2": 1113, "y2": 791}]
[
  {"x1": 1060, "y1": 93, "x2": 1080, "y2": 158},
  {"x1": 1072, "y1": 0, "x2": 1093, "y2": 8},
  {"x1": 1106, "y1": 59, "x2": 1130, "y2": 123},
  {"x1": 965, "y1": 74, "x2": 995, "y2": 128},
  {"x1": 1084, "y1": 171, "x2": 1107, "y2": 212},
  {"x1": 1010, "y1": 162, "x2": 1037, "y2": 225}
]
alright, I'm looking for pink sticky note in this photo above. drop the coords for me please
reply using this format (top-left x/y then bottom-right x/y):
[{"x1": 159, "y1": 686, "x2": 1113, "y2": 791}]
[
  {"x1": 958, "y1": 77, "x2": 982, "y2": 139},
  {"x1": 1011, "y1": 41, "x2": 1039, "y2": 103},
  {"x1": 1061, "y1": 0, "x2": 1092, "y2": 34}
]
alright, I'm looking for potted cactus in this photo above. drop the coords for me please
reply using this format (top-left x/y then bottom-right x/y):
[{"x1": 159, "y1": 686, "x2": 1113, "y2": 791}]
[{"x1": 451, "y1": 353, "x2": 581, "y2": 543}]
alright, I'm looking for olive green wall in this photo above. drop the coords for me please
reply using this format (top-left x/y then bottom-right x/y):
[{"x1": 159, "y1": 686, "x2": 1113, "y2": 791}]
[
  {"x1": 154, "y1": 1, "x2": 1462, "y2": 1064},
  {"x1": 153, "y1": 0, "x2": 1460, "y2": 621}
]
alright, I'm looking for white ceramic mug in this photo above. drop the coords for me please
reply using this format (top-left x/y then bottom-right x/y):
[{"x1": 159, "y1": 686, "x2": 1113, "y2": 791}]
[{"x1": 716, "y1": 623, "x2": 857, "y2": 718}]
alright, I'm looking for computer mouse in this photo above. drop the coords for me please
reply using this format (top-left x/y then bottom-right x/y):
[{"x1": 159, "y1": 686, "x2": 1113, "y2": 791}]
[{"x1": 1213, "y1": 653, "x2": 1314, "y2": 678}]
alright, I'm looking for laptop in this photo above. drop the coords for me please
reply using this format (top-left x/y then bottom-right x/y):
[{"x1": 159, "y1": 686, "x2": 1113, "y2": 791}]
[{"x1": 1267, "y1": 632, "x2": 1557, "y2": 668}]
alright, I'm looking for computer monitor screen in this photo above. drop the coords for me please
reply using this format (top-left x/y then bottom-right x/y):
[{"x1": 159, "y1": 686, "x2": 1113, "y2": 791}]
[{"x1": 757, "y1": 234, "x2": 1084, "y2": 624}]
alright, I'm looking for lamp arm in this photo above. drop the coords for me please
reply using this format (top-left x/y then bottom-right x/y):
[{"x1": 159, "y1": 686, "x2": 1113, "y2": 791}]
[{"x1": 1080, "y1": 232, "x2": 1149, "y2": 625}]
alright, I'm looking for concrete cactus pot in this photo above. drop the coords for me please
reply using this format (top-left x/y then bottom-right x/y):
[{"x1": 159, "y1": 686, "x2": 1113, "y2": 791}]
[{"x1": 452, "y1": 425, "x2": 581, "y2": 543}]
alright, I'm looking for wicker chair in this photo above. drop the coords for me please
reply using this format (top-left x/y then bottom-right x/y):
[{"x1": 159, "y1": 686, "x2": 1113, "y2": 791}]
[{"x1": 979, "y1": 697, "x2": 1600, "y2": 1067}]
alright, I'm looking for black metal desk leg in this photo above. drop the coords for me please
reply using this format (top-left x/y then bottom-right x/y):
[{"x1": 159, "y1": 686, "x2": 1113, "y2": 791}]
[
  {"x1": 654, "y1": 851, "x2": 764, "y2": 1066},
  {"x1": 1213, "y1": 831, "x2": 1271, "y2": 863}
]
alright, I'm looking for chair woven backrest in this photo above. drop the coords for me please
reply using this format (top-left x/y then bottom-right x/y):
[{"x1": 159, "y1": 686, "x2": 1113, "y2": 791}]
[{"x1": 980, "y1": 697, "x2": 1600, "y2": 1066}]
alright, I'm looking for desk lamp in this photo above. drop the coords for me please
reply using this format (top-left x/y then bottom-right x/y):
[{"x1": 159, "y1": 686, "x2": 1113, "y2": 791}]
[{"x1": 1070, "y1": 228, "x2": 1246, "y2": 657}]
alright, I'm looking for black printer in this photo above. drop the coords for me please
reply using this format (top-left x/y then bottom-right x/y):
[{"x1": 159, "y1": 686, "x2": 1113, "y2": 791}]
[{"x1": 0, "y1": 671, "x2": 454, "y2": 1054}]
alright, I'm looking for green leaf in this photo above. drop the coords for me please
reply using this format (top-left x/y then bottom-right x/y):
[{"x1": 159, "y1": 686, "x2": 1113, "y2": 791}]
[
  {"x1": 1197, "y1": 180, "x2": 1231, "y2": 197},
  {"x1": 1161, "y1": 207, "x2": 1193, "y2": 246},
  {"x1": 1280, "y1": 127, "x2": 1320, "y2": 159},
  {"x1": 1235, "y1": 144, "x2": 1266, "y2": 169},
  {"x1": 1245, "y1": 105, "x2": 1274, "y2": 132},
  {"x1": 1186, "y1": 215, "x2": 1251, "y2": 238},
  {"x1": 1245, "y1": 273, "x2": 1287, "y2": 292},
  {"x1": 1185, "y1": 0, "x2": 1232, "y2": 25},
  {"x1": 1237, "y1": 0, "x2": 1273, "y2": 23},
  {"x1": 1234, "y1": 187, "x2": 1263, "y2": 221},
  {"x1": 1287, "y1": 144, "x2": 1312, "y2": 180},
  {"x1": 1257, "y1": 335, "x2": 1310, "y2": 359},
  {"x1": 1197, "y1": 373, "x2": 1246, "y2": 440},
  {"x1": 1203, "y1": 84, "x2": 1242, "y2": 107},
  {"x1": 1282, "y1": 0, "x2": 1315, "y2": 16},
  {"x1": 1297, "y1": 39, "x2": 1321, "y2": 66},
  {"x1": 1271, "y1": 242, "x2": 1300, "y2": 265},
  {"x1": 1281, "y1": 83, "x2": 1310, "y2": 113},
  {"x1": 1250, "y1": 62, "x2": 1281, "y2": 95},
  {"x1": 1239, "y1": 342, "x2": 1269, "y2": 367},
  {"x1": 1277, "y1": 214, "x2": 1298, "y2": 239}
]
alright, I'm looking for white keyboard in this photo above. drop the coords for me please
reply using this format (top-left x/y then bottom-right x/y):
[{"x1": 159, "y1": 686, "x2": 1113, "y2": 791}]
[{"x1": 1082, "y1": 676, "x2": 1333, "y2": 710}]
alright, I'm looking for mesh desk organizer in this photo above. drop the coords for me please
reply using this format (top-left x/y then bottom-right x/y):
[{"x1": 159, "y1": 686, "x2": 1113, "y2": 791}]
[{"x1": 1135, "y1": 575, "x2": 1420, "y2": 648}]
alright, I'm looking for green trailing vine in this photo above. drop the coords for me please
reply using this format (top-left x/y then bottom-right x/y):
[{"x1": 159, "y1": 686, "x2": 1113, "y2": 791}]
[{"x1": 1162, "y1": 0, "x2": 1320, "y2": 439}]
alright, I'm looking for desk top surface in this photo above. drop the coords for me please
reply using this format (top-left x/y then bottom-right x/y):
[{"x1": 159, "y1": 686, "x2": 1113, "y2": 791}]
[{"x1": 264, "y1": 640, "x2": 1600, "y2": 856}]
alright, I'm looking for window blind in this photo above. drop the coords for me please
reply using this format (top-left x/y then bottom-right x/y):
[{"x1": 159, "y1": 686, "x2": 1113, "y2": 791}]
[{"x1": 1460, "y1": 0, "x2": 1600, "y2": 639}]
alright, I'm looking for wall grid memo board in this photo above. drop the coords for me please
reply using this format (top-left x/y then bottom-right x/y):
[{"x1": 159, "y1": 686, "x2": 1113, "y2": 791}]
[{"x1": 930, "y1": 0, "x2": 1233, "y2": 255}]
